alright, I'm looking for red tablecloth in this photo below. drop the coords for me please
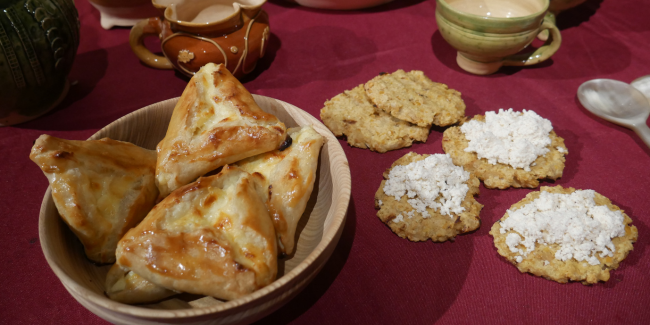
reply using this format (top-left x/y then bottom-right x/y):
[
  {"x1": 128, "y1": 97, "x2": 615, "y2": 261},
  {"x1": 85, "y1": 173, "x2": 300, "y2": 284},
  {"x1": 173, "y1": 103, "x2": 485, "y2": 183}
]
[{"x1": 3, "y1": 0, "x2": 650, "y2": 323}]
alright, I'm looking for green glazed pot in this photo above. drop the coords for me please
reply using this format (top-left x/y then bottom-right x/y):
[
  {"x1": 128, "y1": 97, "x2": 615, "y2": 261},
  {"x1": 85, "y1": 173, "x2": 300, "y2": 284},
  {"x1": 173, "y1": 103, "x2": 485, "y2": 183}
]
[
  {"x1": 436, "y1": 0, "x2": 561, "y2": 75},
  {"x1": 0, "y1": 0, "x2": 79, "y2": 126}
]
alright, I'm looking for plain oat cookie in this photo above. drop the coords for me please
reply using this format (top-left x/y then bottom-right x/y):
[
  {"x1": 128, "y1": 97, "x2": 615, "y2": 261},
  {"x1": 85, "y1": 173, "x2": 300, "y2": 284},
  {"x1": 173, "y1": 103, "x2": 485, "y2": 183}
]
[
  {"x1": 364, "y1": 70, "x2": 465, "y2": 127},
  {"x1": 490, "y1": 186, "x2": 638, "y2": 284},
  {"x1": 375, "y1": 152, "x2": 483, "y2": 242},
  {"x1": 442, "y1": 114, "x2": 568, "y2": 189},
  {"x1": 320, "y1": 85, "x2": 429, "y2": 153}
]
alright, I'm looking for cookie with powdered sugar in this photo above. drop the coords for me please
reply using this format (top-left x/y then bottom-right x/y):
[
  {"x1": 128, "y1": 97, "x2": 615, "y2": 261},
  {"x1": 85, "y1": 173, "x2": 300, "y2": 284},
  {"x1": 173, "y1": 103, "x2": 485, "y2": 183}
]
[
  {"x1": 364, "y1": 69, "x2": 466, "y2": 127},
  {"x1": 374, "y1": 152, "x2": 483, "y2": 242},
  {"x1": 442, "y1": 111, "x2": 568, "y2": 189},
  {"x1": 490, "y1": 185, "x2": 638, "y2": 284}
]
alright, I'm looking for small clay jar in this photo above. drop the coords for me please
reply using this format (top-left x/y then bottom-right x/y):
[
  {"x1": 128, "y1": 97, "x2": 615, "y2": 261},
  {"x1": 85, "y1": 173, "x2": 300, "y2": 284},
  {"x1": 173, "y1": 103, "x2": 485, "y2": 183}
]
[{"x1": 130, "y1": 0, "x2": 270, "y2": 79}]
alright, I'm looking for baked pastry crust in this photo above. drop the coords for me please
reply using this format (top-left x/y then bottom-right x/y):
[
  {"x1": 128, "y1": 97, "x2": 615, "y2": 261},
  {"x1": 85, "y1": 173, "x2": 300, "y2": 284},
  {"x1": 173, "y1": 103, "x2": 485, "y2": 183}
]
[
  {"x1": 374, "y1": 152, "x2": 483, "y2": 242},
  {"x1": 235, "y1": 126, "x2": 324, "y2": 255},
  {"x1": 30, "y1": 135, "x2": 158, "y2": 264},
  {"x1": 320, "y1": 84, "x2": 429, "y2": 153},
  {"x1": 115, "y1": 166, "x2": 277, "y2": 301},
  {"x1": 105, "y1": 264, "x2": 176, "y2": 304},
  {"x1": 442, "y1": 115, "x2": 568, "y2": 189},
  {"x1": 490, "y1": 185, "x2": 638, "y2": 284},
  {"x1": 156, "y1": 63, "x2": 287, "y2": 198},
  {"x1": 364, "y1": 70, "x2": 465, "y2": 127}
]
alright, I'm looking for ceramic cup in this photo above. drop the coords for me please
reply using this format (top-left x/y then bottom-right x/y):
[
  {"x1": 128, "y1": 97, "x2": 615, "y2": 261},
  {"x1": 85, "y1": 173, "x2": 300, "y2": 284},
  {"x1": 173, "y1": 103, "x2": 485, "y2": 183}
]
[
  {"x1": 436, "y1": 0, "x2": 561, "y2": 75},
  {"x1": 130, "y1": 0, "x2": 270, "y2": 78},
  {"x1": 88, "y1": 0, "x2": 160, "y2": 30}
]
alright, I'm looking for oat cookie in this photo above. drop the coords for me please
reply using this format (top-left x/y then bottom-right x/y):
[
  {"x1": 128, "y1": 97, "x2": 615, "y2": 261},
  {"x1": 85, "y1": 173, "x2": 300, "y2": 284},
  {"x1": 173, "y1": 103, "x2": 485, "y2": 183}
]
[
  {"x1": 375, "y1": 152, "x2": 483, "y2": 242},
  {"x1": 320, "y1": 85, "x2": 429, "y2": 153},
  {"x1": 490, "y1": 186, "x2": 638, "y2": 284},
  {"x1": 364, "y1": 70, "x2": 465, "y2": 127},
  {"x1": 442, "y1": 115, "x2": 567, "y2": 189}
]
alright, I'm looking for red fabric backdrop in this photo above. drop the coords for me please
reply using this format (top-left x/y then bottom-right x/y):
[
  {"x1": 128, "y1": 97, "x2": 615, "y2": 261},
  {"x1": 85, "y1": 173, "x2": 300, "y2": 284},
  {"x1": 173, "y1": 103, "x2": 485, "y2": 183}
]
[{"x1": 2, "y1": 0, "x2": 650, "y2": 323}]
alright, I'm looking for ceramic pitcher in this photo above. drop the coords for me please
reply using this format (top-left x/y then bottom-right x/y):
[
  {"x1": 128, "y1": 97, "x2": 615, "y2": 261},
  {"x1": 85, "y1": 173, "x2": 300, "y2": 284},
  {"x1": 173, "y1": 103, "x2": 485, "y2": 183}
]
[
  {"x1": 130, "y1": 0, "x2": 269, "y2": 78},
  {"x1": 0, "y1": 0, "x2": 79, "y2": 126}
]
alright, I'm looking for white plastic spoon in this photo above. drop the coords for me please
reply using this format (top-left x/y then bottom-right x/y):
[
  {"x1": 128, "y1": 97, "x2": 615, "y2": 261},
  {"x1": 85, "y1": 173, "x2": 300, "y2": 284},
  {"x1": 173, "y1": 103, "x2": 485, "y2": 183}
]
[{"x1": 577, "y1": 78, "x2": 650, "y2": 149}]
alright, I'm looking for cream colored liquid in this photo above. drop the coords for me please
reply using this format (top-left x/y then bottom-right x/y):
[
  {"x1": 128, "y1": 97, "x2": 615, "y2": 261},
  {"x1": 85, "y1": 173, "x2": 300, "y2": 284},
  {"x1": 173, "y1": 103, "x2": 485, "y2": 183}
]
[{"x1": 446, "y1": 0, "x2": 543, "y2": 18}]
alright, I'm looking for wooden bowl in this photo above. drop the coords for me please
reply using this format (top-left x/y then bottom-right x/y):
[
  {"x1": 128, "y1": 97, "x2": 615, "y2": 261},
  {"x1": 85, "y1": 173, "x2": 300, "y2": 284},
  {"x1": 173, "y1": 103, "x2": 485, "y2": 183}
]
[{"x1": 38, "y1": 96, "x2": 351, "y2": 324}]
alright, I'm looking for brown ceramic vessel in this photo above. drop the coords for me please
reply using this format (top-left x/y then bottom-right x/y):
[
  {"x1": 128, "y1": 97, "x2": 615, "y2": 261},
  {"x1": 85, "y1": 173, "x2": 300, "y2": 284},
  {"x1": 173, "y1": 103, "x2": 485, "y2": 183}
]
[{"x1": 130, "y1": 0, "x2": 270, "y2": 78}]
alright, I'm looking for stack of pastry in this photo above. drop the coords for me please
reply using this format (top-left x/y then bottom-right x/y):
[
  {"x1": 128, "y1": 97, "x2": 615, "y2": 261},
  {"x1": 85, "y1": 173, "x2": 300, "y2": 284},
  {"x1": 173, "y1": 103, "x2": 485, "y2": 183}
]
[{"x1": 30, "y1": 63, "x2": 325, "y2": 304}]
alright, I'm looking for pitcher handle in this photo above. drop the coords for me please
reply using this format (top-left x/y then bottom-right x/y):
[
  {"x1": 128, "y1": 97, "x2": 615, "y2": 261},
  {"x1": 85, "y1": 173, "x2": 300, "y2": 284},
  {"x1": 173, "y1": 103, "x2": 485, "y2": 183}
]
[
  {"x1": 130, "y1": 18, "x2": 173, "y2": 70},
  {"x1": 502, "y1": 16, "x2": 562, "y2": 67}
]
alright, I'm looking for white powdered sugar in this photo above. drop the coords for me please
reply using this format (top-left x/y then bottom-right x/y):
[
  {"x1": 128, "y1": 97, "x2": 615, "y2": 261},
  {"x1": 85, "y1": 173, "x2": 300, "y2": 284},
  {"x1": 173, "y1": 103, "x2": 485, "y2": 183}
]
[
  {"x1": 499, "y1": 190, "x2": 627, "y2": 265},
  {"x1": 460, "y1": 109, "x2": 553, "y2": 171},
  {"x1": 383, "y1": 154, "x2": 470, "y2": 217}
]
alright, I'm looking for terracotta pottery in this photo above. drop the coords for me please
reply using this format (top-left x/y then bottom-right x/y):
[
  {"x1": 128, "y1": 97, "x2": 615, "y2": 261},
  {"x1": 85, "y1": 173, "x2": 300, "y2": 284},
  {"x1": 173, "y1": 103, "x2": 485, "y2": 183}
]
[
  {"x1": 0, "y1": 0, "x2": 79, "y2": 126},
  {"x1": 436, "y1": 0, "x2": 562, "y2": 75},
  {"x1": 130, "y1": 0, "x2": 270, "y2": 78},
  {"x1": 88, "y1": 0, "x2": 159, "y2": 29}
]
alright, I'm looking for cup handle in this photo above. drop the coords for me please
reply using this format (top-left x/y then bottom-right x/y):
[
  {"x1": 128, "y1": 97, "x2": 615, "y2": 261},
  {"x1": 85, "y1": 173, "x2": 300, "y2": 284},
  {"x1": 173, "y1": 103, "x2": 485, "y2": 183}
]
[
  {"x1": 129, "y1": 18, "x2": 173, "y2": 70},
  {"x1": 502, "y1": 16, "x2": 562, "y2": 67}
]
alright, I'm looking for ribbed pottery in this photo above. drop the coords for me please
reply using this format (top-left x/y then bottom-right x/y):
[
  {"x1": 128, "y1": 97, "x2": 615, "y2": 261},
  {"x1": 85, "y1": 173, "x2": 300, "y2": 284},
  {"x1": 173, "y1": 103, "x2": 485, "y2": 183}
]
[{"x1": 0, "y1": 0, "x2": 79, "y2": 126}]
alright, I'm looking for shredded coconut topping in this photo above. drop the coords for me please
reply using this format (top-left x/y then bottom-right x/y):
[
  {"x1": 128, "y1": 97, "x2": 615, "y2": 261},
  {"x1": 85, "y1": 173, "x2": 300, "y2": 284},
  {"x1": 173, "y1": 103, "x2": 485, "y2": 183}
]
[
  {"x1": 460, "y1": 109, "x2": 553, "y2": 171},
  {"x1": 383, "y1": 154, "x2": 470, "y2": 217},
  {"x1": 499, "y1": 190, "x2": 627, "y2": 265}
]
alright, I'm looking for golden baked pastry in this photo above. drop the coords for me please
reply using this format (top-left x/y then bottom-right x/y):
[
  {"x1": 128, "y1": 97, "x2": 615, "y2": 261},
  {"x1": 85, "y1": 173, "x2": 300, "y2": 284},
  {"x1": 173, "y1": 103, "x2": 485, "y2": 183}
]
[
  {"x1": 235, "y1": 126, "x2": 325, "y2": 255},
  {"x1": 30, "y1": 135, "x2": 158, "y2": 264},
  {"x1": 442, "y1": 115, "x2": 567, "y2": 189},
  {"x1": 114, "y1": 166, "x2": 277, "y2": 301},
  {"x1": 364, "y1": 70, "x2": 465, "y2": 127},
  {"x1": 374, "y1": 152, "x2": 482, "y2": 242},
  {"x1": 105, "y1": 264, "x2": 176, "y2": 304},
  {"x1": 156, "y1": 63, "x2": 287, "y2": 198},
  {"x1": 320, "y1": 84, "x2": 429, "y2": 153},
  {"x1": 490, "y1": 186, "x2": 638, "y2": 284}
]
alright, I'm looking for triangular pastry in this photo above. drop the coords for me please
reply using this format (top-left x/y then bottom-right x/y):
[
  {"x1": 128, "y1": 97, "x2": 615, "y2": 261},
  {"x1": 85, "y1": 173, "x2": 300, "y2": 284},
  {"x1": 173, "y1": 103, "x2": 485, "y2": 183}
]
[
  {"x1": 156, "y1": 63, "x2": 288, "y2": 198},
  {"x1": 235, "y1": 126, "x2": 325, "y2": 255},
  {"x1": 105, "y1": 264, "x2": 177, "y2": 304},
  {"x1": 30, "y1": 135, "x2": 158, "y2": 264},
  {"x1": 113, "y1": 166, "x2": 277, "y2": 301}
]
